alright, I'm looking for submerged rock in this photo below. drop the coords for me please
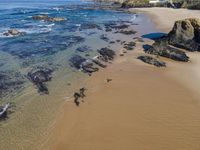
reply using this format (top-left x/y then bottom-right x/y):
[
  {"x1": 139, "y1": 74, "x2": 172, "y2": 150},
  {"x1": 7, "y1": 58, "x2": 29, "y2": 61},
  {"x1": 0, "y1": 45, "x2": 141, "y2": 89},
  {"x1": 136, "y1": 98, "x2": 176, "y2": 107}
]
[
  {"x1": 27, "y1": 68, "x2": 53, "y2": 94},
  {"x1": 76, "y1": 45, "x2": 92, "y2": 52},
  {"x1": 100, "y1": 34, "x2": 110, "y2": 42},
  {"x1": 32, "y1": 15, "x2": 66, "y2": 22},
  {"x1": 79, "y1": 23, "x2": 102, "y2": 31},
  {"x1": 0, "y1": 72, "x2": 25, "y2": 98},
  {"x1": 69, "y1": 55, "x2": 86, "y2": 69},
  {"x1": 145, "y1": 39, "x2": 189, "y2": 62},
  {"x1": 98, "y1": 47, "x2": 115, "y2": 62},
  {"x1": 168, "y1": 18, "x2": 200, "y2": 51},
  {"x1": 138, "y1": 55, "x2": 166, "y2": 67},
  {"x1": 69, "y1": 55, "x2": 98, "y2": 74},
  {"x1": 3, "y1": 29, "x2": 25, "y2": 37}
]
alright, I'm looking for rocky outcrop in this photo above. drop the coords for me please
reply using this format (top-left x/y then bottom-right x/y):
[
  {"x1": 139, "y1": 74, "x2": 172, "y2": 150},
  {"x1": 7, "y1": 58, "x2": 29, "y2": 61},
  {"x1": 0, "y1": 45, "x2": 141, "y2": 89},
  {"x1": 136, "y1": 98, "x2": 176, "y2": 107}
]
[
  {"x1": 69, "y1": 48, "x2": 115, "y2": 74},
  {"x1": 168, "y1": 18, "x2": 200, "y2": 51},
  {"x1": 145, "y1": 39, "x2": 189, "y2": 62},
  {"x1": 3, "y1": 29, "x2": 25, "y2": 37},
  {"x1": 32, "y1": 15, "x2": 66, "y2": 22},
  {"x1": 27, "y1": 68, "x2": 53, "y2": 94},
  {"x1": 138, "y1": 55, "x2": 166, "y2": 67}
]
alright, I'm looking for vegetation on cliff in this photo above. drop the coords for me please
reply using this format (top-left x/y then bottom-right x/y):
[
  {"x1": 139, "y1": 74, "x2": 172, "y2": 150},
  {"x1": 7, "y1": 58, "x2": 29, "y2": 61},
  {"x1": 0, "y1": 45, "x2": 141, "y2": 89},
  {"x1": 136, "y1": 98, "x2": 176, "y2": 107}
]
[{"x1": 121, "y1": 0, "x2": 150, "y2": 8}]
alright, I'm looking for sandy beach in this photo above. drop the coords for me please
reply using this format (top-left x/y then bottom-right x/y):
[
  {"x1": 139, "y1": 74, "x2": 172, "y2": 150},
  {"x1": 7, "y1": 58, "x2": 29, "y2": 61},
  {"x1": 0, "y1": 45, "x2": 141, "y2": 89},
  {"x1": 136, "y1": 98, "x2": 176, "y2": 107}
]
[{"x1": 43, "y1": 8, "x2": 200, "y2": 150}]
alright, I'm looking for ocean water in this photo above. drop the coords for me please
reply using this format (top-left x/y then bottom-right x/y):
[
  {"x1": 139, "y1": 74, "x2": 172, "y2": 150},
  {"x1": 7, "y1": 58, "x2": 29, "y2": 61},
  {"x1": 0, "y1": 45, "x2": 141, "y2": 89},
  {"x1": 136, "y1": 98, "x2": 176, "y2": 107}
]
[{"x1": 0, "y1": 1, "x2": 157, "y2": 150}]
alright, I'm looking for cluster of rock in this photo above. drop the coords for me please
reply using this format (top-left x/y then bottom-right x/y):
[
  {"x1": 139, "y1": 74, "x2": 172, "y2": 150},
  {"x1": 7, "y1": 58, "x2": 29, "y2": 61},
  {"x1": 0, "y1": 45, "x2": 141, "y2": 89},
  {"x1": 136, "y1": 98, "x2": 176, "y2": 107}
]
[
  {"x1": 3, "y1": 29, "x2": 25, "y2": 37},
  {"x1": 69, "y1": 47, "x2": 115, "y2": 75},
  {"x1": 32, "y1": 15, "x2": 66, "y2": 22},
  {"x1": 145, "y1": 39, "x2": 189, "y2": 62},
  {"x1": 104, "y1": 21, "x2": 136, "y2": 35},
  {"x1": 139, "y1": 18, "x2": 200, "y2": 67},
  {"x1": 27, "y1": 68, "x2": 53, "y2": 94}
]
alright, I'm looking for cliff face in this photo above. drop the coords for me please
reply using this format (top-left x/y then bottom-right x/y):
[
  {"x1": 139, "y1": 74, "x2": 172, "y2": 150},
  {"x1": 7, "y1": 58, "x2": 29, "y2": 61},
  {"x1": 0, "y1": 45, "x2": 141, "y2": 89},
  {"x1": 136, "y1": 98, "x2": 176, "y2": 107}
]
[{"x1": 121, "y1": 0, "x2": 150, "y2": 8}]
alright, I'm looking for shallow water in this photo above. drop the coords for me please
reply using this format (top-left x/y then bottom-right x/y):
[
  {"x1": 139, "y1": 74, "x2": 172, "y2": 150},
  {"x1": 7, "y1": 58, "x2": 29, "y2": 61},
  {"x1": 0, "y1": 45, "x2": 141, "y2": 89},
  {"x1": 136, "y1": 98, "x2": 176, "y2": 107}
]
[{"x1": 0, "y1": 1, "x2": 158, "y2": 150}]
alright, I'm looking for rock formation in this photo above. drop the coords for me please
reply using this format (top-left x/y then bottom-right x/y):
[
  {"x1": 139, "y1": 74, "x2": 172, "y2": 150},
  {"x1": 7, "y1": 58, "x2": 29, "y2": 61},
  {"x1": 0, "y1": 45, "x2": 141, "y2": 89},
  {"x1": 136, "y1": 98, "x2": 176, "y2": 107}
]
[
  {"x1": 145, "y1": 39, "x2": 189, "y2": 62},
  {"x1": 138, "y1": 55, "x2": 166, "y2": 67},
  {"x1": 168, "y1": 18, "x2": 200, "y2": 51}
]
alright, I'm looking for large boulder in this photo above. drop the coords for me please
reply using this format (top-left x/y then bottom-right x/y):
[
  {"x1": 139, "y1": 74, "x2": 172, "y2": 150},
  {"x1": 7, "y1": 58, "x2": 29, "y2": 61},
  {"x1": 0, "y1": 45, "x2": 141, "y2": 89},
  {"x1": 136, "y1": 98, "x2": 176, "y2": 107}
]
[{"x1": 168, "y1": 18, "x2": 200, "y2": 51}]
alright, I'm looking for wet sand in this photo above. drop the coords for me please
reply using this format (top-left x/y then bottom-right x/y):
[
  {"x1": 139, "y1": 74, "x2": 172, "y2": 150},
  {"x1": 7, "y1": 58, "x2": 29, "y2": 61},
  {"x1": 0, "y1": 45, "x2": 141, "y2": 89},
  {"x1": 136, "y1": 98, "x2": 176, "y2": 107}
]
[{"x1": 44, "y1": 8, "x2": 200, "y2": 150}]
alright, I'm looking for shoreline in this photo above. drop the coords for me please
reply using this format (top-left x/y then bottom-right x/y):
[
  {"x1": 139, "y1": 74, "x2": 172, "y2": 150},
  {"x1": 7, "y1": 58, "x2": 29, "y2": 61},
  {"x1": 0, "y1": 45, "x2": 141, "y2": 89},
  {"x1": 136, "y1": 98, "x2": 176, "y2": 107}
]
[{"x1": 43, "y1": 8, "x2": 200, "y2": 150}]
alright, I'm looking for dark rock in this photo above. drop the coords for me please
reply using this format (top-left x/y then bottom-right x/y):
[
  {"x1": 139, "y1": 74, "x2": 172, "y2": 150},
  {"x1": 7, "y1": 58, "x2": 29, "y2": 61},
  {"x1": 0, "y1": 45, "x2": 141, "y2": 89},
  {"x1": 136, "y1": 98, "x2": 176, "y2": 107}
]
[
  {"x1": 92, "y1": 56, "x2": 107, "y2": 68},
  {"x1": 109, "y1": 41, "x2": 115, "y2": 44},
  {"x1": 3, "y1": 29, "x2": 25, "y2": 37},
  {"x1": 98, "y1": 47, "x2": 115, "y2": 62},
  {"x1": 115, "y1": 29, "x2": 137, "y2": 35},
  {"x1": 73, "y1": 87, "x2": 87, "y2": 106},
  {"x1": 116, "y1": 40, "x2": 121, "y2": 43},
  {"x1": 69, "y1": 55, "x2": 99, "y2": 74},
  {"x1": 76, "y1": 45, "x2": 92, "y2": 52},
  {"x1": 124, "y1": 41, "x2": 136, "y2": 50},
  {"x1": 32, "y1": 15, "x2": 66, "y2": 22},
  {"x1": 138, "y1": 55, "x2": 166, "y2": 67},
  {"x1": 27, "y1": 68, "x2": 53, "y2": 94},
  {"x1": 74, "y1": 92, "x2": 81, "y2": 106},
  {"x1": 145, "y1": 39, "x2": 189, "y2": 62},
  {"x1": 69, "y1": 55, "x2": 86, "y2": 69},
  {"x1": 80, "y1": 23, "x2": 102, "y2": 31},
  {"x1": 81, "y1": 61, "x2": 99, "y2": 73},
  {"x1": 100, "y1": 34, "x2": 110, "y2": 42},
  {"x1": 107, "y1": 78, "x2": 112, "y2": 83},
  {"x1": 168, "y1": 18, "x2": 200, "y2": 51}
]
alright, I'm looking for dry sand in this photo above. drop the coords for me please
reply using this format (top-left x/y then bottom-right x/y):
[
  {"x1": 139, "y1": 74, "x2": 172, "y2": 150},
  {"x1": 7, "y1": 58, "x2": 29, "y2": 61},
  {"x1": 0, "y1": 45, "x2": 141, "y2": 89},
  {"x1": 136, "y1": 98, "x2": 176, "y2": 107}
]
[{"x1": 43, "y1": 8, "x2": 200, "y2": 150}]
